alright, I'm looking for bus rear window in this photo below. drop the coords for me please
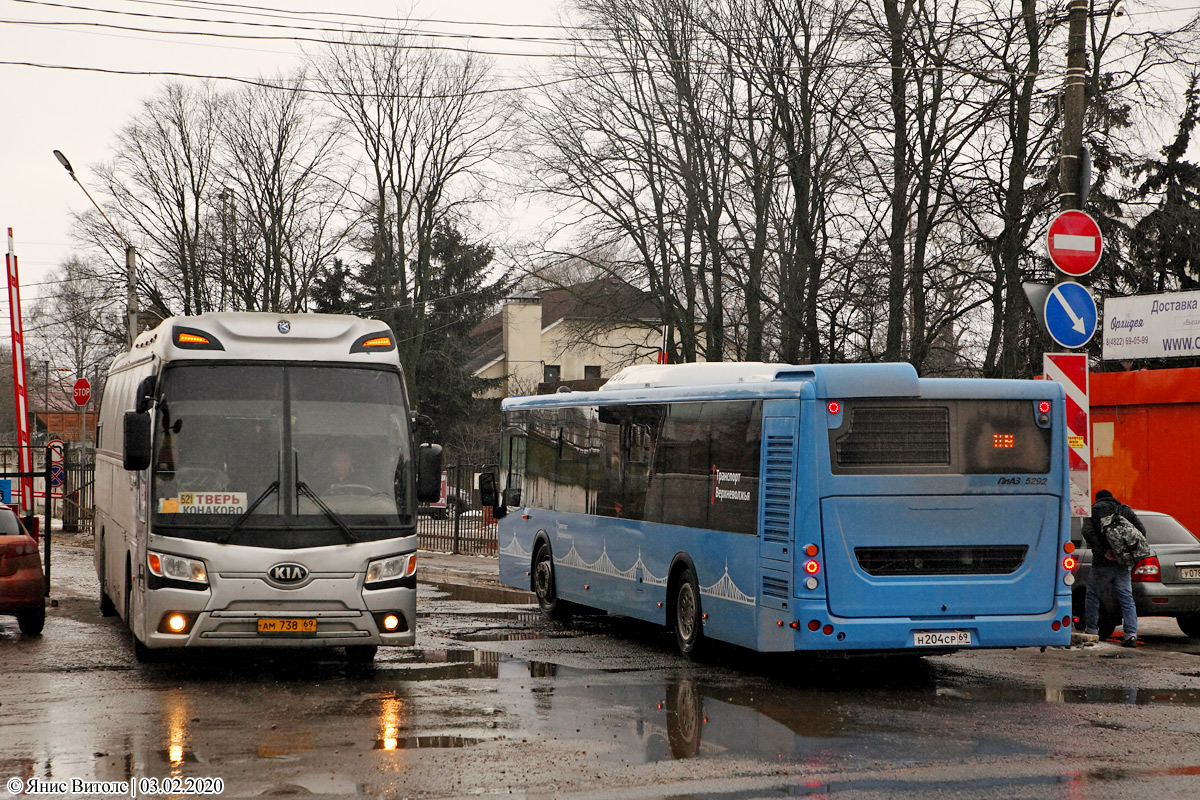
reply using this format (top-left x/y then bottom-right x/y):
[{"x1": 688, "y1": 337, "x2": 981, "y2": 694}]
[{"x1": 831, "y1": 400, "x2": 1051, "y2": 475}]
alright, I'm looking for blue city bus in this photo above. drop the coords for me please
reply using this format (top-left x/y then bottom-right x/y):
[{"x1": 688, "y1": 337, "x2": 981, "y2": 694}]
[{"x1": 486, "y1": 362, "x2": 1076, "y2": 656}]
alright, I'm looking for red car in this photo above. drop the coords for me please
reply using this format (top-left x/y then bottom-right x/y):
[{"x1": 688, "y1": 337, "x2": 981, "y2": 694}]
[{"x1": 0, "y1": 507, "x2": 45, "y2": 635}]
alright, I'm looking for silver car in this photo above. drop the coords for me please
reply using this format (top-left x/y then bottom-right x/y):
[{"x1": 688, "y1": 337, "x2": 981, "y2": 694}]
[{"x1": 1071, "y1": 510, "x2": 1200, "y2": 640}]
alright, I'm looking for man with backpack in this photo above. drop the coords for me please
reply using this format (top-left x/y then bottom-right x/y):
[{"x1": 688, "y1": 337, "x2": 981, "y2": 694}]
[{"x1": 1081, "y1": 489, "x2": 1148, "y2": 648}]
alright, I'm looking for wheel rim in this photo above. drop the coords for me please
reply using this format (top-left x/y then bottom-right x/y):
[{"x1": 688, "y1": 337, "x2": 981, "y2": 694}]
[
  {"x1": 534, "y1": 555, "x2": 555, "y2": 603},
  {"x1": 677, "y1": 583, "x2": 697, "y2": 642}
]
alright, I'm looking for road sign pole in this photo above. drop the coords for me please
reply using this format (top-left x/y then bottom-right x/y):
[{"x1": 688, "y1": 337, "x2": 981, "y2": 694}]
[{"x1": 1045, "y1": 354, "x2": 1090, "y2": 516}]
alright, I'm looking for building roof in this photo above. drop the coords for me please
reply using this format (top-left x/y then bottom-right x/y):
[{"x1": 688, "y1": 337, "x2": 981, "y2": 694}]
[{"x1": 468, "y1": 278, "x2": 660, "y2": 375}]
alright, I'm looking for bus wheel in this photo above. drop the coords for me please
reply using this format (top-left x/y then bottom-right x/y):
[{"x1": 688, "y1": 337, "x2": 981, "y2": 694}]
[
  {"x1": 533, "y1": 544, "x2": 568, "y2": 620},
  {"x1": 673, "y1": 566, "x2": 705, "y2": 659},
  {"x1": 345, "y1": 645, "x2": 378, "y2": 663}
]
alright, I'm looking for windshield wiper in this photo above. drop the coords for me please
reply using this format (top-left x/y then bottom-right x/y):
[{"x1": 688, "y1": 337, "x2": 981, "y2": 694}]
[
  {"x1": 297, "y1": 481, "x2": 357, "y2": 543},
  {"x1": 218, "y1": 480, "x2": 280, "y2": 544}
]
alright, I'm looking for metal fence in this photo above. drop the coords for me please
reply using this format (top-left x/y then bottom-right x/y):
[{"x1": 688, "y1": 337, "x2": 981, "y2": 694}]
[
  {"x1": 62, "y1": 455, "x2": 95, "y2": 534},
  {"x1": 417, "y1": 463, "x2": 499, "y2": 556}
]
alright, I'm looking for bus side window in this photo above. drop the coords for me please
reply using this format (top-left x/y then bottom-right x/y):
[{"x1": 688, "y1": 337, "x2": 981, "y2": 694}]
[{"x1": 501, "y1": 426, "x2": 526, "y2": 507}]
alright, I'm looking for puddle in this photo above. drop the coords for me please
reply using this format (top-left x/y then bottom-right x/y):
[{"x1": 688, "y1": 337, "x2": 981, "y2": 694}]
[
  {"x1": 373, "y1": 735, "x2": 481, "y2": 750},
  {"x1": 423, "y1": 581, "x2": 535, "y2": 605},
  {"x1": 455, "y1": 629, "x2": 546, "y2": 642},
  {"x1": 937, "y1": 685, "x2": 1200, "y2": 706}
]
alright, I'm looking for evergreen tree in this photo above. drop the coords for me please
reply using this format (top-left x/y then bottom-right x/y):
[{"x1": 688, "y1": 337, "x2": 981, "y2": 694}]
[
  {"x1": 1130, "y1": 74, "x2": 1200, "y2": 293},
  {"x1": 314, "y1": 223, "x2": 508, "y2": 460}
]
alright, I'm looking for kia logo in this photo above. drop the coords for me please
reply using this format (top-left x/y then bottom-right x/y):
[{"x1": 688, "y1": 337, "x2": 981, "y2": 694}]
[{"x1": 268, "y1": 563, "x2": 309, "y2": 584}]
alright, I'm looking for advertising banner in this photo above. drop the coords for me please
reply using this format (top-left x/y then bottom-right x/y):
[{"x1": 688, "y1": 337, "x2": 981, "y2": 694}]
[{"x1": 1103, "y1": 290, "x2": 1200, "y2": 360}]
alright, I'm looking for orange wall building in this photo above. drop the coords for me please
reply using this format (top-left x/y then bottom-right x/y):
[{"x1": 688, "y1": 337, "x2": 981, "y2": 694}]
[{"x1": 1090, "y1": 367, "x2": 1200, "y2": 536}]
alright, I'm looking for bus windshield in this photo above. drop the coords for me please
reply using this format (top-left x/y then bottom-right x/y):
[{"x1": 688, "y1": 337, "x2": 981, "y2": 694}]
[{"x1": 151, "y1": 363, "x2": 413, "y2": 546}]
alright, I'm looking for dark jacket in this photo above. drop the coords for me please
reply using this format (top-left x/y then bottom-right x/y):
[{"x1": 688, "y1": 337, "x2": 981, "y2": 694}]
[{"x1": 1082, "y1": 497, "x2": 1146, "y2": 563}]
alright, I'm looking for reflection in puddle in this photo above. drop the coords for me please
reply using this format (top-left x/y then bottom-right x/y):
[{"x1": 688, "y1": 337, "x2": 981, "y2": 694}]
[
  {"x1": 163, "y1": 691, "x2": 193, "y2": 769},
  {"x1": 373, "y1": 735, "x2": 481, "y2": 750},
  {"x1": 456, "y1": 629, "x2": 545, "y2": 642},
  {"x1": 377, "y1": 697, "x2": 405, "y2": 751},
  {"x1": 424, "y1": 582, "x2": 534, "y2": 605}
]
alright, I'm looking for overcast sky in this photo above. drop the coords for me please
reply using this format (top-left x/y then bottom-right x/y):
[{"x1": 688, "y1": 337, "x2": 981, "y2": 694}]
[
  {"x1": 0, "y1": 0, "x2": 562, "y2": 311},
  {"x1": 2, "y1": 0, "x2": 1198, "y2": 317}
]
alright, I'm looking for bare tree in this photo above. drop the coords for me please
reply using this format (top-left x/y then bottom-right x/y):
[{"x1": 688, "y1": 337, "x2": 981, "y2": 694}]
[
  {"x1": 89, "y1": 82, "x2": 223, "y2": 317},
  {"x1": 315, "y1": 27, "x2": 512, "y2": 370},
  {"x1": 218, "y1": 73, "x2": 349, "y2": 312}
]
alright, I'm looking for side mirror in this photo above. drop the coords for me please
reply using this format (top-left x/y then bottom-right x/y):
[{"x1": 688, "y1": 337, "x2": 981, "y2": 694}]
[
  {"x1": 135, "y1": 375, "x2": 156, "y2": 414},
  {"x1": 479, "y1": 472, "x2": 498, "y2": 507},
  {"x1": 502, "y1": 487, "x2": 522, "y2": 507},
  {"x1": 123, "y1": 411, "x2": 152, "y2": 471},
  {"x1": 416, "y1": 443, "x2": 443, "y2": 503}
]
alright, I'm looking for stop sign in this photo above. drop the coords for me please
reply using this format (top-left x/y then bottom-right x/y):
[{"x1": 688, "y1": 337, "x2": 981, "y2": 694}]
[
  {"x1": 73, "y1": 378, "x2": 91, "y2": 407},
  {"x1": 1047, "y1": 210, "x2": 1103, "y2": 276}
]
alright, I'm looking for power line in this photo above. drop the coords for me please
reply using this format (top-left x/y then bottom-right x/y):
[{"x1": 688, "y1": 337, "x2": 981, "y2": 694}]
[
  {"x1": 0, "y1": 59, "x2": 612, "y2": 99},
  {"x1": 11, "y1": 0, "x2": 599, "y2": 47}
]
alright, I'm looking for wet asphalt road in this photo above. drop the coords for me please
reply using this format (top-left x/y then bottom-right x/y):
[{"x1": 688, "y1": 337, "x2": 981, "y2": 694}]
[{"x1": 4, "y1": 545, "x2": 1200, "y2": 799}]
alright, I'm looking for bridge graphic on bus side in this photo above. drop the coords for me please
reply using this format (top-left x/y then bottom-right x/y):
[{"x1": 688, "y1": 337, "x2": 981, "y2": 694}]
[{"x1": 500, "y1": 532, "x2": 755, "y2": 606}]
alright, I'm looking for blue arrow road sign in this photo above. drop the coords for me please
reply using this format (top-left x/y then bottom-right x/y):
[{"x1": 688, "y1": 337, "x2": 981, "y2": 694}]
[{"x1": 1043, "y1": 280, "x2": 1097, "y2": 349}]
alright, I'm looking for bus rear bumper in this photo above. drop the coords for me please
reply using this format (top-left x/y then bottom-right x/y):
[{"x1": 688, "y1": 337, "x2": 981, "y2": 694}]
[{"x1": 764, "y1": 599, "x2": 1075, "y2": 652}]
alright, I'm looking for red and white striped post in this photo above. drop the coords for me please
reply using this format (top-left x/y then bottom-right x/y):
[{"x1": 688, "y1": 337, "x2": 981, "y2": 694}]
[
  {"x1": 6, "y1": 229, "x2": 33, "y2": 511},
  {"x1": 1044, "y1": 353, "x2": 1090, "y2": 516}
]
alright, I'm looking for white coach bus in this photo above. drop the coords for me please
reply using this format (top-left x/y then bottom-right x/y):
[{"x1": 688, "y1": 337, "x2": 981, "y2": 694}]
[{"x1": 93, "y1": 313, "x2": 441, "y2": 662}]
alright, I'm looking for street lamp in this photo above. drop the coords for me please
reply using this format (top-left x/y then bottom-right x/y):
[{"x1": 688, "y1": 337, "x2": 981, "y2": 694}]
[{"x1": 52, "y1": 149, "x2": 139, "y2": 346}]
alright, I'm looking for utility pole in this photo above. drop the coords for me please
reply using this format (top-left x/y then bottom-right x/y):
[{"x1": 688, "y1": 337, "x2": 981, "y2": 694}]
[{"x1": 1058, "y1": 0, "x2": 1089, "y2": 212}]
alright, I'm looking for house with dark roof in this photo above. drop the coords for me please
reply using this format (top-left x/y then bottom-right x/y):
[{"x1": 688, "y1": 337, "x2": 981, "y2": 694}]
[{"x1": 468, "y1": 278, "x2": 664, "y2": 397}]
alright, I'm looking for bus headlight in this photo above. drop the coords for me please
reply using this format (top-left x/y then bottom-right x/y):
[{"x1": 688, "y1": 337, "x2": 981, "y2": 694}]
[
  {"x1": 365, "y1": 553, "x2": 416, "y2": 585},
  {"x1": 147, "y1": 551, "x2": 208, "y2": 584}
]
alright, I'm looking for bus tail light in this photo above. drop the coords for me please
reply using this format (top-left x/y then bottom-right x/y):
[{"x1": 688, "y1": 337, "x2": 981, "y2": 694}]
[
  {"x1": 1132, "y1": 556, "x2": 1161, "y2": 583},
  {"x1": 804, "y1": 560, "x2": 820, "y2": 575},
  {"x1": 1063, "y1": 555, "x2": 1077, "y2": 571}
]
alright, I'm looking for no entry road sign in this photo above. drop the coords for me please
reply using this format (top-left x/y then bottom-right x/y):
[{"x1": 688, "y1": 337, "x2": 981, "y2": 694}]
[{"x1": 1047, "y1": 210, "x2": 1103, "y2": 276}]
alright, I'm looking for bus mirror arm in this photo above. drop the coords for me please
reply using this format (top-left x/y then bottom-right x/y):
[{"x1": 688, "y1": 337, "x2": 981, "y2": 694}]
[
  {"x1": 135, "y1": 375, "x2": 156, "y2": 413},
  {"x1": 123, "y1": 410, "x2": 152, "y2": 471}
]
